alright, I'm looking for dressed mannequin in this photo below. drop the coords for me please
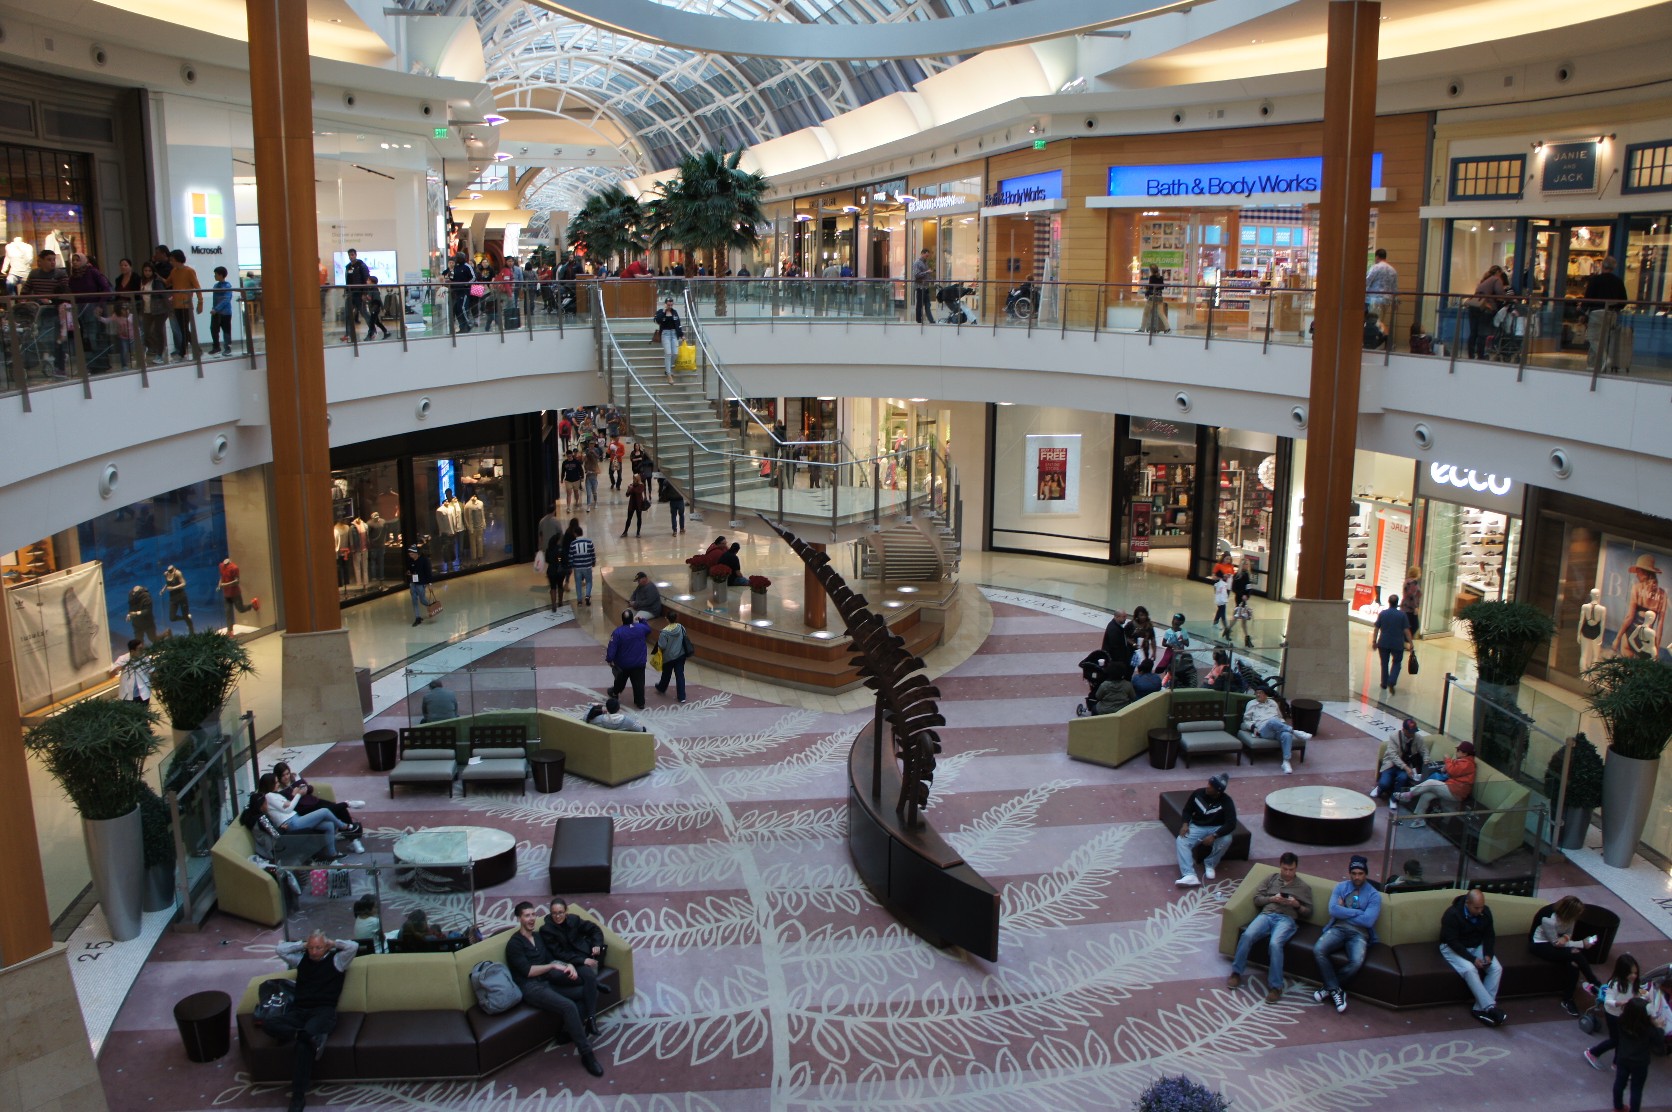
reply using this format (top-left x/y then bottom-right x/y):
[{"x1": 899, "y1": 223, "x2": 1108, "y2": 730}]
[
  {"x1": 163, "y1": 565, "x2": 194, "y2": 634},
  {"x1": 367, "y1": 512, "x2": 386, "y2": 580},
  {"x1": 127, "y1": 583, "x2": 160, "y2": 645},
  {"x1": 435, "y1": 490, "x2": 463, "y2": 569},
  {"x1": 4, "y1": 235, "x2": 32, "y2": 291},
  {"x1": 1578, "y1": 589, "x2": 1606, "y2": 671},
  {"x1": 1628, "y1": 610, "x2": 1661, "y2": 661},
  {"x1": 350, "y1": 517, "x2": 369, "y2": 586},
  {"x1": 333, "y1": 520, "x2": 353, "y2": 587},
  {"x1": 463, "y1": 495, "x2": 486, "y2": 560},
  {"x1": 44, "y1": 229, "x2": 63, "y2": 259}
]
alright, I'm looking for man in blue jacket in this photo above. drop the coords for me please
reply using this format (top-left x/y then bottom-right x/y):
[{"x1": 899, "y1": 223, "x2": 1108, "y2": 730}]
[
  {"x1": 1311, "y1": 854, "x2": 1382, "y2": 1013},
  {"x1": 605, "y1": 608, "x2": 651, "y2": 710}
]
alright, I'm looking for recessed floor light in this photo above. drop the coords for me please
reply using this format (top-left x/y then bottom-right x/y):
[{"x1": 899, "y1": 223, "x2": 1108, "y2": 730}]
[
  {"x1": 810, "y1": 630, "x2": 835, "y2": 639},
  {"x1": 655, "y1": 581, "x2": 671, "y2": 588},
  {"x1": 752, "y1": 619, "x2": 772, "y2": 628},
  {"x1": 676, "y1": 594, "x2": 695, "y2": 602}
]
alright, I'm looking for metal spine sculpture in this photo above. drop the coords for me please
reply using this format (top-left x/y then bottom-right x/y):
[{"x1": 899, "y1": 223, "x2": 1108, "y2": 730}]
[{"x1": 761, "y1": 516, "x2": 945, "y2": 827}]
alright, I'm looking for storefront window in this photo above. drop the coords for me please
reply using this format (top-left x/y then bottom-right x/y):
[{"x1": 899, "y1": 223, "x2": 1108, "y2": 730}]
[
  {"x1": 1447, "y1": 219, "x2": 1519, "y2": 296},
  {"x1": 1126, "y1": 417, "x2": 1198, "y2": 575},
  {"x1": 1211, "y1": 430, "x2": 1279, "y2": 585},
  {"x1": 331, "y1": 462, "x2": 404, "y2": 599},
  {"x1": 1624, "y1": 214, "x2": 1672, "y2": 303},
  {"x1": 1344, "y1": 452, "x2": 1416, "y2": 623},
  {"x1": 990, "y1": 404, "x2": 1115, "y2": 560},
  {"x1": 4, "y1": 467, "x2": 275, "y2": 713},
  {"x1": 1412, "y1": 463, "x2": 1525, "y2": 637},
  {"x1": 0, "y1": 143, "x2": 94, "y2": 260},
  {"x1": 411, "y1": 447, "x2": 512, "y2": 574}
]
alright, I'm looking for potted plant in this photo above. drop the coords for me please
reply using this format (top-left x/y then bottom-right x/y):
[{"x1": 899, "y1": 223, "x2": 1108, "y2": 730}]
[
  {"x1": 748, "y1": 575, "x2": 772, "y2": 595},
  {"x1": 1543, "y1": 731, "x2": 1604, "y2": 850},
  {"x1": 24, "y1": 698, "x2": 163, "y2": 940},
  {"x1": 708, "y1": 561, "x2": 730, "y2": 606},
  {"x1": 138, "y1": 782, "x2": 178, "y2": 912},
  {"x1": 1584, "y1": 655, "x2": 1672, "y2": 866},
  {"x1": 1135, "y1": 1075, "x2": 1231, "y2": 1112},
  {"x1": 686, "y1": 552, "x2": 711, "y2": 592},
  {"x1": 1460, "y1": 599, "x2": 1556, "y2": 773},
  {"x1": 144, "y1": 631, "x2": 256, "y2": 750}
]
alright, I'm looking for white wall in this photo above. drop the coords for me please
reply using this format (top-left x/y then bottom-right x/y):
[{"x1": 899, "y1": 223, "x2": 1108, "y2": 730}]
[{"x1": 149, "y1": 92, "x2": 243, "y2": 335}]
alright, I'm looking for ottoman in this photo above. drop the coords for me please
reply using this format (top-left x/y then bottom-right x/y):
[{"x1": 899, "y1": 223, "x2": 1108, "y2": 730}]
[{"x1": 549, "y1": 816, "x2": 614, "y2": 894}]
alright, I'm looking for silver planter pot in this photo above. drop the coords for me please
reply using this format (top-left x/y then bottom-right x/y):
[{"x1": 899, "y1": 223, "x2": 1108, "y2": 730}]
[
  {"x1": 1601, "y1": 750, "x2": 1660, "y2": 867},
  {"x1": 84, "y1": 806, "x2": 145, "y2": 940},
  {"x1": 142, "y1": 862, "x2": 176, "y2": 913},
  {"x1": 1558, "y1": 807, "x2": 1595, "y2": 850}
]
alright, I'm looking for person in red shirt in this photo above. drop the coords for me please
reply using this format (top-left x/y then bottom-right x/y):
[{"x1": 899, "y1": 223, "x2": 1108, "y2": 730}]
[
  {"x1": 620, "y1": 256, "x2": 648, "y2": 280},
  {"x1": 219, "y1": 557, "x2": 260, "y2": 629},
  {"x1": 605, "y1": 434, "x2": 625, "y2": 492}
]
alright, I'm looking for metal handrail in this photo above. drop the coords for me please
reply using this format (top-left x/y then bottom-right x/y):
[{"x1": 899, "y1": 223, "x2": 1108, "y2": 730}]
[{"x1": 680, "y1": 288, "x2": 838, "y2": 451}]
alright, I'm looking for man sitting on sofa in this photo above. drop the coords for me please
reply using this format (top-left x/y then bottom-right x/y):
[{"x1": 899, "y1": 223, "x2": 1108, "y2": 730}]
[
  {"x1": 506, "y1": 901, "x2": 605, "y2": 1076},
  {"x1": 584, "y1": 695, "x2": 648, "y2": 733},
  {"x1": 1441, "y1": 886, "x2": 1508, "y2": 1027},
  {"x1": 1174, "y1": 773, "x2": 1237, "y2": 888},
  {"x1": 1226, "y1": 851, "x2": 1313, "y2": 1003},
  {"x1": 267, "y1": 931, "x2": 358, "y2": 1112},
  {"x1": 1311, "y1": 855, "x2": 1381, "y2": 1014},
  {"x1": 1239, "y1": 688, "x2": 1312, "y2": 775}
]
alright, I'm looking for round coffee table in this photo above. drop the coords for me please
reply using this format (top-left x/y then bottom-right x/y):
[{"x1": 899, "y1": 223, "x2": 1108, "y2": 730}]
[
  {"x1": 392, "y1": 825, "x2": 518, "y2": 889},
  {"x1": 1263, "y1": 785, "x2": 1377, "y2": 845}
]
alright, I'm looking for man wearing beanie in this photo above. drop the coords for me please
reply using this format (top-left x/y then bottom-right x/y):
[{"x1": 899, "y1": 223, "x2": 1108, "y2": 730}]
[
  {"x1": 1311, "y1": 854, "x2": 1381, "y2": 1013},
  {"x1": 1174, "y1": 773, "x2": 1237, "y2": 887}
]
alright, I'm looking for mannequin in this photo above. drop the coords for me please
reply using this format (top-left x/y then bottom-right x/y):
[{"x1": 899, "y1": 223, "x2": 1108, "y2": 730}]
[
  {"x1": 463, "y1": 494, "x2": 486, "y2": 560},
  {"x1": 351, "y1": 516, "x2": 369, "y2": 586},
  {"x1": 367, "y1": 512, "x2": 386, "y2": 580},
  {"x1": 127, "y1": 583, "x2": 160, "y2": 645},
  {"x1": 44, "y1": 229, "x2": 63, "y2": 259},
  {"x1": 333, "y1": 520, "x2": 353, "y2": 587},
  {"x1": 1628, "y1": 610, "x2": 1660, "y2": 661},
  {"x1": 1578, "y1": 589, "x2": 1606, "y2": 671},
  {"x1": 4, "y1": 235, "x2": 32, "y2": 290},
  {"x1": 436, "y1": 489, "x2": 463, "y2": 569},
  {"x1": 163, "y1": 565, "x2": 194, "y2": 634}
]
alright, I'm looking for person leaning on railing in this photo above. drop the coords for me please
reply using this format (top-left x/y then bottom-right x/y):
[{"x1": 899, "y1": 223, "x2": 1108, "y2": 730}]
[
  {"x1": 1584, "y1": 256, "x2": 1631, "y2": 373},
  {"x1": 19, "y1": 248, "x2": 69, "y2": 377}
]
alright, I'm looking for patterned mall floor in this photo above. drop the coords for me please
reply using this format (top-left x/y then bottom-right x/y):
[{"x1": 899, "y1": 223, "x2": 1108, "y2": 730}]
[{"x1": 97, "y1": 600, "x2": 1672, "y2": 1111}]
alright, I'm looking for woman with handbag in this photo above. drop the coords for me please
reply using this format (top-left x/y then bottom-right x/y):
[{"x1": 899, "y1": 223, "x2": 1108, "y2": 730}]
[
  {"x1": 654, "y1": 297, "x2": 684, "y2": 377},
  {"x1": 1466, "y1": 265, "x2": 1510, "y2": 360},
  {"x1": 546, "y1": 518, "x2": 578, "y2": 611}
]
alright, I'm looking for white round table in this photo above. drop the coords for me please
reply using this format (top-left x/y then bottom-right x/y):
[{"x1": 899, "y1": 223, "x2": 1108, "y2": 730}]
[
  {"x1": 392, "y1": 825, "x2": 518, "y2": 889},
  {"x1": 1263, "y1": 785, "x2": 1377, "y2": 845}
]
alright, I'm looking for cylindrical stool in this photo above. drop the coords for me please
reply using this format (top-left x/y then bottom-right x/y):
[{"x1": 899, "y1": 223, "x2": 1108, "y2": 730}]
[
  {"x1": 363, "y1": 729, "x2": 398, "y2": 772},
  {"x1": 1289, "y1": 699, "x2": 1323, "y2": 736},
  {"x1": 530, "y1": 749, "x2": 566, "y2": 793},
  {"x1": 1148, "y1": 727, "x2": 1180, "y2": 770},
  {"x1": 173, "y1": 989, "x2": 231, "y2": 1062}
]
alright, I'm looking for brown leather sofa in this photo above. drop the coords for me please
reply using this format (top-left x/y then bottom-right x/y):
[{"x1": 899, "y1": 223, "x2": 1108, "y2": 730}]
[
  {"x1": 1220, "y1": 864, "x2": 1618, "y2": 1008},
  {"x1": 236, "y1": 906, "x2": 632, "y2": 1081}
]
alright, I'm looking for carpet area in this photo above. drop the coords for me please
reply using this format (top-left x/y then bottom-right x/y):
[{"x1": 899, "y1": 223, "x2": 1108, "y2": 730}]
[{"x1": 97, "y1": 601, "x2": 1672, "y2": 1110}]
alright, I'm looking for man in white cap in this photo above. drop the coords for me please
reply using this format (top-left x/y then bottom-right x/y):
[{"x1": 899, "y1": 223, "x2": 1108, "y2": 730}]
[
  {"x1": 1311, "y1": 854, "x2": 1381, "y2": 1013},
  {"x1": 1174, "y1": 773, "x2": 1236, "y2": 887}
]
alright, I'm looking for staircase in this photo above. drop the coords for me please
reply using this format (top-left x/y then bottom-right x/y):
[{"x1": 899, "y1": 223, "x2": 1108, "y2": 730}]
[{"x1": 859, "y1": 510, "x2": 960, "y2": 582}]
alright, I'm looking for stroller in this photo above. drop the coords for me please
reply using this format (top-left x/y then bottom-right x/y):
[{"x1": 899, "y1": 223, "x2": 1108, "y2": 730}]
[
  {"x1": 1486, "y1": 301, "x2": 1529, "y2": 363},
  {"x1": 936, "y1": 283, "x2": 977, "y2": 325}
]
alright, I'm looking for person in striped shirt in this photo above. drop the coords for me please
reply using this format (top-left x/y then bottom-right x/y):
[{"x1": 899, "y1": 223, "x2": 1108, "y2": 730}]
[
  {"x1": 567, "y1": 525, "x2": 596, "y2": 606},
  {"x1": 20, "y1": 249, "x2": 69, "y2": 376}
]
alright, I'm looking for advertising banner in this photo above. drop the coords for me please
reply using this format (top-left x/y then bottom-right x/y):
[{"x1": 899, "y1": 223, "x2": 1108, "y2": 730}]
[
  {"x1": 1132, "y1": 502, "x2": 1152, "y2": 553},
  {"x1": 9, "y1": 562, "x2": 112, "y2": 712},
  {"x1": 1596, "y1": 536, "x2": 1672, "y2": 663},
  {"x1": 1025, "y1": 434, "x2": 1080, "y2": 515}
]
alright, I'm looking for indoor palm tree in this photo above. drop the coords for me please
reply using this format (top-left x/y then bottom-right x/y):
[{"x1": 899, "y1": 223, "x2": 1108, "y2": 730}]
[
  {"x1": 567, "y1": 185, "x2": 646, "y2": 273},
  {"x1": 650, "y1": 148, "x2": 768, "y2": 317}
]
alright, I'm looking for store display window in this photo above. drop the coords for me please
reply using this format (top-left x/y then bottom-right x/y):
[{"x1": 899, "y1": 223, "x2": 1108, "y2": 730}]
[
  {"x1": 0, "y1": 143, "x2": 94, "y2": 261},
  {"x1": 331, "y1": 462, "x2": 404, "y2": 600},
  {"x1": 1343, "y1": 453, "x2": 1416, "y2": 623},
  {"x1": 411, "y1": 447, "x2": 512, "y2": 574},
  {"x1": 1123, "y1": 417, "x2": 1199, "y2": 574},
  {"x1": 1411, "y1": 462, "x2": 1526, "y2": 637},
  {"x1": 1210, "y1": 429, "x2": 1280, "y2": 589},
  {"x1": 990, "y1": 404, "x2": 1115, "y2": 561},
  {"x1": 4, "y1": 467, "x2": 276, "y2": 713}
]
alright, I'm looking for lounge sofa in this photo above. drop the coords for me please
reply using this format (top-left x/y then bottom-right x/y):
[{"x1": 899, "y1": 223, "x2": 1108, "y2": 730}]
[
  {"x1": 1219, "y1": 863, "x2": 1616, "y2": 1009},
  {"x1": 1067, "y1": 689, "x2": 1253, "y2": 768},
  {"x1": 1419, "y1": 737, "x2": 1533, "y2": 865},
  {"x1": 236, "y1": 906, "x2": 633, "y2": 1082},
  {"x1": 210, "y1": 784, "x2": 338, "y2": 928},
  {"x1": 428, "y1": 710, "x2": 656, "y2": 788}
]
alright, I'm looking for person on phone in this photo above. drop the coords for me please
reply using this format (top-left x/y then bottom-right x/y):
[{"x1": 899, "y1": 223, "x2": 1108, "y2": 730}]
[
  {"x1": 1439, "y1": 885, "x2": 1507, "y2": 1027},
  {"x1": 1529, "y1": 895, "x2": 1603, "y2": 1015},
  {"x1": 1226, "y1": 852, "x2": 1313, "y2": 1003},
  {"x1": 1311, "y1": 855, "x2": 1381, "y2": 1014},
  {"x1": 1371, "y1": 718, "x2": 1427, "y2": 801},
  {"x1": 1394, "y1": 740, "x2": 1477, "y2": 826}
]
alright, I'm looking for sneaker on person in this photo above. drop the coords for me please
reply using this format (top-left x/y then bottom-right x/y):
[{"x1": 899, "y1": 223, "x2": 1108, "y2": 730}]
[
  {"x1": 1265, "y1": 987, "x2": 1282, "y2": 1004},
  {"x1": 1312, "y1": 989, "x2": 1330, "y2": 1005},
  {"x1": 1368, "y1": 785, "x2": 1380, "y2": 799},
  {"x1": 1584, "y1": 1048, "x2": 1603, "y2": 1070},
  {"x1": 1226, "y1": 973, "x2": 1242, "y2": 990},
  {"x1": 1560, "y1": 997, "x2": 1580, "y2": 1017},
  {"x1": 1294, "y1": 730, "x2": 1313, "y2": 741},
  {"x1": 350, "y1": 839, "x2": 365, "y2": 854},
  {"x1": 1282, "y1": 760, "x2": 1292, "y2": 774},
  {"x1": 1175, "y1": 875, "x2": 1201, "y2": 887},
  {"x1": 1393, "y1": 791, "x2": 1413, "y2": 804},
  {"x1": 1331, "y1": 989, "x2": 1347, "y2": 1013},
  {"x1": 1204, "y1": 866, "x2": 1217, "y2": 880}
]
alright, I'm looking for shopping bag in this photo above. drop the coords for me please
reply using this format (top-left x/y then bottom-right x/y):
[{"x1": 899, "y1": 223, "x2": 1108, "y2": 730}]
[
  {"x1": 533, "y1": 550, "x2": 547, "y2": 575},
  {"x1": 328, "y1": 868, "x2": 351, "y2": 899},
  {"x1": 650, "y1": 647, "x2": 664, "y2": 672},
  {"x1": 309, "y1": 869, "x2": 329, "y2": 898},
  {"x1": 674, "y1": 340, "x2": 697, "y2": 372},
  {"x1": 425, "y1": 586, "x2": 444, "y2": 618}
]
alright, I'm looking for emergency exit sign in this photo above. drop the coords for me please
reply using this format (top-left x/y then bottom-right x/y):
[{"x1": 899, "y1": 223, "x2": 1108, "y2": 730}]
[
  {"x1": 1033, "y1": 139, "x2": 1047, "y2": 150},
  {"x1": 433, "y1": 127, "x2": 449, "y2": 138}
]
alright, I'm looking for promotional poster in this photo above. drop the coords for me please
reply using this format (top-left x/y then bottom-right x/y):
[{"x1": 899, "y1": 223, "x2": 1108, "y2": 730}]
[
  {"x1": 1025, "y1": 434, "x2": 1080, "y2": 515},
  {"x1": 1596, "y1": 536, "x2": 1672, "y2": 663},
  {"x1": 9, "y1": 562, "x2": 112, "y2": 712}
]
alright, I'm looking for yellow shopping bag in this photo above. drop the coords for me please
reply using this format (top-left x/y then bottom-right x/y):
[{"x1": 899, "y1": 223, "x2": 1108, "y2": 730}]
[{"x1": 674, "y1": 340, "x2": 697, "y2": 372}]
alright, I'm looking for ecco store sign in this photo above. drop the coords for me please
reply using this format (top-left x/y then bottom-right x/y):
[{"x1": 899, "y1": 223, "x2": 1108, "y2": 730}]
[
  {"x1": 1106, "y1": 154, "x2": 1384, "y2": 200},
  {"x1": 1429, "y1": 463, "x2": 1513, "y2": 496}
]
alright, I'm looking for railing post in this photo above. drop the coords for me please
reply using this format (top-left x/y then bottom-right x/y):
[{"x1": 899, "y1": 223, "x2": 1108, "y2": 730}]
[
  {"x1": 903, "y1": 452, "x2": 913, "y2": 520},
  {"x1": 687, "y1": 442, "x2": 695, "y2": 503},
  {"x1": 873, "y1": 461, "x2": 881, "y2": 526},
  {"x1": 1204, "y1": 299, "x2": 1215, "y2": 349},
  {"x1": 1262, "y1": 289, "x2": 1275, "y2": 355},
  {"x1": 496, "y1": 293, "x2": 506, "y2": 344},
  {"x1": 8, "y1": 315, "x2": 32, "y2": 411},
  {"x1": 449, "y1": 286, "x2": 458, "y2": 347},
  {"x1": 729, "y1": 454, "x2": 738, "y2": 525},
  {"x1": 1384, "y1": 294, "x2": 1397, "y2": 366},
  {"x1": 777, "y1": 456, "x2": 785, "y2": 522},
  {"x1": 1447, "y1": 301, "x2": 1462, "y2": 375},
  {"x1": 398, "y1": 286, "x2": 409, "y2": 353},
  {"x1": 1439, "y1": 672, "x2": 1454, "y2": 735},
  {"x1": 69, "y1": 311, "x2": 93, "y2": 398},
  {"x1": 651, "y1": 408, "x2": 660, "y2": 463},
  {"x1": 1093, "y1": 285, "x2": 1103, "y2": 340}
]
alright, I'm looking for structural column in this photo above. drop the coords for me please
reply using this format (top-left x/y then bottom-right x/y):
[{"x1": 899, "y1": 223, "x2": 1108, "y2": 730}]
[
  {"x1": 246, "y1": 2, "x2": 364, "y2": 745},
  {"x1": 1286, "y1": 0, "x2": 1381, "y2": 701},
  {"x1": 0, "y1": 588, "x2": 52, "y2": 967},
  {"x1": 804, "y1": 542, "x2": 828, "y2": 630}
]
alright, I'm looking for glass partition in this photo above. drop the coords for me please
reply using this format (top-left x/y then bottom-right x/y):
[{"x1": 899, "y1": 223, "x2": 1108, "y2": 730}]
[{"x1": 272, "y1": 854, "x2": 482, "y2": 947}]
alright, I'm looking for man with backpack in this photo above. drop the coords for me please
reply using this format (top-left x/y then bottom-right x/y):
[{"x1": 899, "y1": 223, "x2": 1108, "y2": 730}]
[{"x1": 505, "y1": 901, "x2": 604, "y2": 1076}]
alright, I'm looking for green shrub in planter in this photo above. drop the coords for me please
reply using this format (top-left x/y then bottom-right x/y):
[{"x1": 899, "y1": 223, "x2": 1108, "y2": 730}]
[
  {"x1": 1461, "y1": 599, "x2": 1556, "y2": 772},
  {"x1": 1583, "y1": 656, "x2": 1672, "y2": 761},
  {"x1": 138, "y1": 782, "x2": 177, "y2": 870},
  {"x1": 1544, "y1": 731, "x2": 1604, "y2": 810},
  {"x1": 144, "y1": 631, "x2": 256, "y2": 733},
  {"x1": 1135, "y1": 1075, "x2": 1231, "y2": 1112},
  {"x1": 24, "y1": 698, "x2": 161, "y2": 820}
]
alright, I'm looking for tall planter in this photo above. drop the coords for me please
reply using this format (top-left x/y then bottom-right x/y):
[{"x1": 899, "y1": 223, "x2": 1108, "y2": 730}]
[
  {"x1": 1460, "y1": 601, "x2": 1556, "y2": 773},
  {"x1": 85, "y1": 808, "x2": 145, "y2": 939},
  {"x1": 1601, "y1": 750, "x2": 1660, "y2": 867}
]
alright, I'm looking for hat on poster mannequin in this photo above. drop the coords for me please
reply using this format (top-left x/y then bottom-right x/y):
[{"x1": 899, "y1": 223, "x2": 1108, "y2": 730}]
[{"x1": 1632, "y1": 554, "x2": 1662, "y2": 577}]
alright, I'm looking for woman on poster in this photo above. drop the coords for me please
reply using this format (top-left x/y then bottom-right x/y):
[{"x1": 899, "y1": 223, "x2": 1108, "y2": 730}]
[{"x1": 1613, "y1": 554, "x2": 1667, "y2": 660}]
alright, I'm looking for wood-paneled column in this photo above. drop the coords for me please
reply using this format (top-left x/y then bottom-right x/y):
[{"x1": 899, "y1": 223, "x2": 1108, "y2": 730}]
[
  {"x1": 0, "y1": 589, "x2": 53, "y2": 967},
  {"x1": 1286, "y1": 0, "x2": 1381, "y2": 701}
]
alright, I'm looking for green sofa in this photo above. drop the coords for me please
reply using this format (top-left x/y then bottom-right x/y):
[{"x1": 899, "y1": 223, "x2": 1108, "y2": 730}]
[
  {"x1": 1420, "y1": 736, "x2": 1533, "y2": 865},
  {"x1": 1067, "y1": 689, "x2": 1253, "y2": 768},
  {"x1": 210, "y1": 784, "x2": 337, "y2": 928}
]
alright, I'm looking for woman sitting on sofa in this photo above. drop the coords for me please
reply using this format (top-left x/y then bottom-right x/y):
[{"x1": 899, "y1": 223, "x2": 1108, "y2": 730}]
[
  {"x1": 1393, "y1": 741, "x2": 1478, "y2": 827},
  {"x1": 240, "y1": 792, "x2": 337, "y2": 866},
  {"x1": 260, "y1": 771, "x2": 361, "y2": 857},
  {"x1": 395, "y1": 909, "x2": 477, "y2": 952},
  {"x1": 1371, "y1": 719, "x2": 1428, "y2": 800},
  {"x1": 272, "y1": 761, "x2": 361, "y2": 833}
]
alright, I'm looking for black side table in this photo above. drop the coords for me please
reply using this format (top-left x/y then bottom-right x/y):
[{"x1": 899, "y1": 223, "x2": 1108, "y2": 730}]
[
  {"x1": 530, "y1": 749, "x2": 566, "y2": 793},
  {"x1": 174, "y1": 989, "x2": 231, "y2": 1062},
  {"x1": 1148, "y1": 727, "x2": 1181, "y2": 770},
  {"x1": 363, "y1": 729, "x2": 398, "y2": 772},
  {"x1": 1289, "y1": 699, "x2": 1323, "y2": 736}
]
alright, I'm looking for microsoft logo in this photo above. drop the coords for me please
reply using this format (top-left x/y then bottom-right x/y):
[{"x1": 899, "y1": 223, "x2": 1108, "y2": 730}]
[{"x1": 190, "y1": 191, "x2": 224, "y2": 240}]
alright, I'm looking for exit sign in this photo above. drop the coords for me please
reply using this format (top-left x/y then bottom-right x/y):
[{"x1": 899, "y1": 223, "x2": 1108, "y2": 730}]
[
  {"x1": 1033, "y1": 139, "x2": 1047, "y2": 150},
  {"x1": 433, "y1": 126, "x2": 449, "y2": 138}
]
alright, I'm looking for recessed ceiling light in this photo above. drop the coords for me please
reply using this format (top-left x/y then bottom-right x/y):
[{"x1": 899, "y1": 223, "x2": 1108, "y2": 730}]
[
  {"x1": 909, "y1": 397, "x2": 928, "y2": 403},
  {"x1": 896, "y1": 586, "x2": 918, "y2": 593}
]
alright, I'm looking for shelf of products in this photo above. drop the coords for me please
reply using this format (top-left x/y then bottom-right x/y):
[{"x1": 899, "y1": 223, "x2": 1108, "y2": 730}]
[
  {"x1": 1218, "y1": 269, "x2": 1262, "y2": 313},
  {"x1": 1345, "y1": 495, "x2": 1413, "y2": 621},
  {"x1": 1142, "y1": 462, "x2": 1194, "y2": 548},
  {"x1": 1, "y1": 541, "x2": 55, "y2": 585}
]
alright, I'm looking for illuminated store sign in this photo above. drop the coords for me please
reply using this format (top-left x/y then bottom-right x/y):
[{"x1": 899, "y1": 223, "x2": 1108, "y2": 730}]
[
  {"x1": 1429, "y1": 462, "x2": 1512, "y2": 497},
  {"x1": 984, "y1": 170, "x2": 1062, "y2": 208},
  {"x1": 907, "y1": 194, "x2": 973, "y2": 214},
  {"x1": 1107, "y1": 154, "x2": 1384, "y2": 199},
  {"x1": 1540, "y1": 141, "x2": 1598, "y2": 192},
  {"x1": 185, "y1": 189, "x2": 226, "y2": 254}
]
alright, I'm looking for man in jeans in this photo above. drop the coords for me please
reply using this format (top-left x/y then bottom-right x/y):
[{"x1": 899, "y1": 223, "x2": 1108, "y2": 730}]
[
  {"x1": 1440, "y1": 886, "x2": 1507, "y2": 1026},
  {"x1": 912, "y1": 248, "x2": 934, "y2": 324},
  {"x1": 1311, "y1": 855, "x2": 1382, "y2": 1013},
  {"x1": 266, "y1": 931, "x2": 358, "y2": 1111},
  {"x1": 1371, "y1": 595, "x2": 1411, "y2": 695},
  {"x1": 1173, "y1": 773, "x2": 1237, "y2": 887},
  {"x1": 1227, "y1": 852, "x2": 1313, "y2": 1003}
]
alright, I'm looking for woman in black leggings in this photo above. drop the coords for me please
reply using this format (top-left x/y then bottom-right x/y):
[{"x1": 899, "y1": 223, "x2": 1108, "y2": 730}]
[{"x1": 1586, "y1": 954, "x2": 1641, "y2": 1070}]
